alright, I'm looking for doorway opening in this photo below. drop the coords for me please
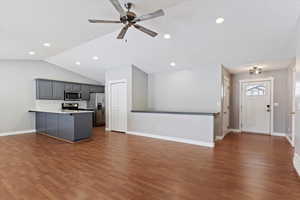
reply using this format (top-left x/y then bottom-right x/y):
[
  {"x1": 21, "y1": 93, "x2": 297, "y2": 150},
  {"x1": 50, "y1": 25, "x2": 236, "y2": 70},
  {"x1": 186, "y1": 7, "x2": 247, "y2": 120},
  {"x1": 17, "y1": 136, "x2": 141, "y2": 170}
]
[{"x1": 239, "y1": 78, "x2": 274, "y2": 135}]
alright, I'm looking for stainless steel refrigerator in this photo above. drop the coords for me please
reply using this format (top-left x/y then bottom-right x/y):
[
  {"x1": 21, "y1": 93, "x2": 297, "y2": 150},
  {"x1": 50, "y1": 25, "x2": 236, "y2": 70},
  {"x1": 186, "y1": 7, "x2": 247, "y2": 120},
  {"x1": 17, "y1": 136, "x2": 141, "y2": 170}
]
[{"x1": 87, "y1": 93, "x2": 105, "y2": 127}]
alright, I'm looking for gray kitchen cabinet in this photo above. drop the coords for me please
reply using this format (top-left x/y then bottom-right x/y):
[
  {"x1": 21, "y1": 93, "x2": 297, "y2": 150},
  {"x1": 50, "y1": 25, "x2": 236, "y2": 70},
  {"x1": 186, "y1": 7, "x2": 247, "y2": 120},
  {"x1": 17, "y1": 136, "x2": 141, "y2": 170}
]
[
  {"x1": 36, "y1": 79, "x2": 104, "y2": 100},
  {"x1": 81, "y1": 85, "x2": 90, "y2": 100},
  {"x1": 58, "y1": 115, "x2": 75, "y2": 141},
  {"x1": 46, "y1": 113, "x2": 59, "y2": 137},
  {"x1": 65, "y1": 83, "x2": 81, "y2": 92},
  {"x1": 72, "y1": 84, "x2": 81, "y2": 92},
  {"x1": 74, "y1": 113, "x2": 93, "y2": 140},
  {"x1": 52, "y1": 81, "x2": 65, "y2": 100},
  {"x1": 64, "y1": 83, "x2": 73, "y2": 92},
  {"x1": 36, "y1": 112, "x2": 46, "y2": 133},
  {"x1": 95, "y1": 86, "x2": 104, "y2": 93},
  {"x1": 36, "y1": 80, "x2": 53, "y2": 99},
  {"x1": 89, "y1": 85, "x2": 104, "y2": 93}
]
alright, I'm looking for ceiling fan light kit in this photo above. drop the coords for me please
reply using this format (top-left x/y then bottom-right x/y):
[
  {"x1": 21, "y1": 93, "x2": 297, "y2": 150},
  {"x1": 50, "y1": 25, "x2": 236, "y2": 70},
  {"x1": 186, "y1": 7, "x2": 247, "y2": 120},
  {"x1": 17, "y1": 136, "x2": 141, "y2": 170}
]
[
  {"x1": 249, "y1": 66, "x2": 262, "y2": 75},
  {"x1": 89, "y1": 0, "x2": 165, "y2": 39}
]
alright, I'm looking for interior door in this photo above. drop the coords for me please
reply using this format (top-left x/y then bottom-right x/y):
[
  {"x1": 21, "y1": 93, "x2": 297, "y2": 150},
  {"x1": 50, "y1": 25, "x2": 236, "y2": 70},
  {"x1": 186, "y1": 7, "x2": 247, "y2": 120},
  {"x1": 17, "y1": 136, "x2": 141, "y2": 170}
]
[
  {"x1": 222, "y1": 78, "x2": 230, "y2": 135},
  {"x1": 241, "y1": 80, "x2": 271, "y2": 134},
  {"x1": 110, "y1": 82, "x2": 127, "y2": 132}
]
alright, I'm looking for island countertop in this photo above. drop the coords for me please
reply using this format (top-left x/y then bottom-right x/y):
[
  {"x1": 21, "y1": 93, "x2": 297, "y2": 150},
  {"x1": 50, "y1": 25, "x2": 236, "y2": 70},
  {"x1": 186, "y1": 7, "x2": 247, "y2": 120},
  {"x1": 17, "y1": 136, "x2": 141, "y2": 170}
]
[{"x1": 29, "y1": 109, "x2": 94, "y2": 114}]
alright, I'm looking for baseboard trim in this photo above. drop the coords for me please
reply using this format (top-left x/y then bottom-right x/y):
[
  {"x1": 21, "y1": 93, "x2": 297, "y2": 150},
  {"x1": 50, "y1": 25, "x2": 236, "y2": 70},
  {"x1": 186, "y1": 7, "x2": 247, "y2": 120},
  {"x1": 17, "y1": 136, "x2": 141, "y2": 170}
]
[
  {"x1": 216, "y1": 130, "x2": 230, "y2": 141},
  {"x1": 216, "y1": 136, "x2": 224, "y2": 140},
  {"x1": 126, "y1": 131, "x2": 214, "y2": 148},
  {"x1": 294, "y1": 153, "x2": 300, "y2": 176},
  {"x1": 105, "y1": 128, "x2": 111, "y2": 131},
  {"x1": 271, "y1": 132, "x2": 286, "y2": 137},
  {"x1": 286, "y1": 135, "x2": 294, "y2": 147},
  {"x1": 0, "y1": 129, "x2": 36, "y2": 137},
  {"x1": 229, "y1": 129, "x2": 241, "y2": 133}
]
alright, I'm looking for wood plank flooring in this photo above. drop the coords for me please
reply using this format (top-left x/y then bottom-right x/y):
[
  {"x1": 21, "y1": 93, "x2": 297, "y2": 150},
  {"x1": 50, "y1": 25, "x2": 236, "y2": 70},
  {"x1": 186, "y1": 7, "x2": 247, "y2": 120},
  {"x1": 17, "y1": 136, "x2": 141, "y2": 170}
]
[{"x1": 0, "y1": 128, "x2": 299, "y2": 200}]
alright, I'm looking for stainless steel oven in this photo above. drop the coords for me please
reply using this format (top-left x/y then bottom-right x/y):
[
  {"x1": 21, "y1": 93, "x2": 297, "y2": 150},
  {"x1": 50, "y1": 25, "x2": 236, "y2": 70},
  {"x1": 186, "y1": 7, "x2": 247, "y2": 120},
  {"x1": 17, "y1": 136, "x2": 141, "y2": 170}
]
[{"x1": 64, "y1": 92, "x2": 82, "y2": 101}]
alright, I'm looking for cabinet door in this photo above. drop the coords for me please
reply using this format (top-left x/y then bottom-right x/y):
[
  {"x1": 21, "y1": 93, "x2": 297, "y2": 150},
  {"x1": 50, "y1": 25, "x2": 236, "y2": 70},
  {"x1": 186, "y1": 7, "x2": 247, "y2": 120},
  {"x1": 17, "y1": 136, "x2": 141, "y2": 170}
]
[
  {"x1": 72, "y1": 84, "x2": 82, "y2": 92},
  {"x1": 95, "y1": 86, "x2": 104, "y2": 93},
  {"x1": 64, "y1": 83, "x2": 73, "y2": 92},
  {"x1": 89, "y1": 86, "x2": 97, "y2": 93},
  {"x1": 52, "y1": 81, "x2": 65, "y2": 100},
  {"x1": 46, "y1": 113, "x2": 59, "y2": 137},
  {"x1": 58, "y1": 114, "x2": 75, "y2": 141},
  {"x1": 81, "y1": 85, "x2": 90, "y2": 101},
  {"x1": 37, "y1": 80, "x2": 53, "y2": 99},
  {"x1": 36, "y1": 112, "x2": 46, "y2": 133}
]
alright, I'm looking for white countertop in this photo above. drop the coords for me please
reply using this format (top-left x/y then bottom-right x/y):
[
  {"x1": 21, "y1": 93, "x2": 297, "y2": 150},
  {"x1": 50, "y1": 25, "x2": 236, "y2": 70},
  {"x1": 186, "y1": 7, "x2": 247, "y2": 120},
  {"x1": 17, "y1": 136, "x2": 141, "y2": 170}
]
[{"x1": 29, "y1": 109, "x2": 94, "y2": 114}]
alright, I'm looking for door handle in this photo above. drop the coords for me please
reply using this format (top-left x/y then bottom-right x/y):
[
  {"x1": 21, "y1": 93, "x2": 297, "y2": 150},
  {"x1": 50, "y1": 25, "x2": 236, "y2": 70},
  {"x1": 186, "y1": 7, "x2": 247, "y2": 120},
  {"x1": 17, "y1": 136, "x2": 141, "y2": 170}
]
[{"x1": 291, "y1": 112, "x2": 296, "y2": 115}]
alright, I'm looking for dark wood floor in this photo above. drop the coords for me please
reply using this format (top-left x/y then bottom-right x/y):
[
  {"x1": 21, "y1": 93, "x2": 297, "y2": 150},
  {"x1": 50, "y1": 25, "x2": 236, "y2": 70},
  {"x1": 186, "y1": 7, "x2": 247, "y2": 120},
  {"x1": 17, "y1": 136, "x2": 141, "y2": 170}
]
[{"x1": 0, "y1": 128, "x2": 299, "y2": 200}]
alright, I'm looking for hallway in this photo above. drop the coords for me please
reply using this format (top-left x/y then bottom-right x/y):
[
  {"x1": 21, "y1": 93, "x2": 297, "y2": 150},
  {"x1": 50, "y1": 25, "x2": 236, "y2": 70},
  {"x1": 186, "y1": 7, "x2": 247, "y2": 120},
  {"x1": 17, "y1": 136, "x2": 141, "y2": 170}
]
[{"x1": 0, "y1": 129, "x2": 299, "y2": 199}]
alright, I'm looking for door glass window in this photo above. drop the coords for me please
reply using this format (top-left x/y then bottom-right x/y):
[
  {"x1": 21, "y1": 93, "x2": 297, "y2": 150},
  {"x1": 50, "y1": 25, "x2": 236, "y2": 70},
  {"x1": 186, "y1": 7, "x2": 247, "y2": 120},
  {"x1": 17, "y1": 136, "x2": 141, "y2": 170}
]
[{"x1": 246, "y1": 85, "x2": 265, "y2": 96}]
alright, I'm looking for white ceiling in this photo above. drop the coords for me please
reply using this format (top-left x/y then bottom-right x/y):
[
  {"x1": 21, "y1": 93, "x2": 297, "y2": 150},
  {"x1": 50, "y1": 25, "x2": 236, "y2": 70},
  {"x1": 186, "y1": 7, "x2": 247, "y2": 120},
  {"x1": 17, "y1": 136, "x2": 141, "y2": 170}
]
[
  {"x1": 227, "y1": 58, "x2": 295, "y2": 74},
  {"x1": 0, "y1": 0, "x2": 183, "y2": 60},
  {"x1": 1, "y1": 0, "x2": 298, "y2": 82}
]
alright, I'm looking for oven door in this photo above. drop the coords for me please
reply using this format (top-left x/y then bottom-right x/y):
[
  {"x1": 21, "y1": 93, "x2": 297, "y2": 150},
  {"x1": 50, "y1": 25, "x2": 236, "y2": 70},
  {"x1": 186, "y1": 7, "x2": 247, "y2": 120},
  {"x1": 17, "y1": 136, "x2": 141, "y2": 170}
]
[{"x1": 64, "y1": 92, "x2": 82, "y2": 101}]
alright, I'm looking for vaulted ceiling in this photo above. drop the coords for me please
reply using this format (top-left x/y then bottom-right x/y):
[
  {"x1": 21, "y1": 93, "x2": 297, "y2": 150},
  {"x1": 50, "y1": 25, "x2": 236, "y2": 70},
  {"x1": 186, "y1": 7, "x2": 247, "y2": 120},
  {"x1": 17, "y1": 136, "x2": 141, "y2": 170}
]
[{"x1": 0, "y1": 0, "x2": 298, "y2": 82}]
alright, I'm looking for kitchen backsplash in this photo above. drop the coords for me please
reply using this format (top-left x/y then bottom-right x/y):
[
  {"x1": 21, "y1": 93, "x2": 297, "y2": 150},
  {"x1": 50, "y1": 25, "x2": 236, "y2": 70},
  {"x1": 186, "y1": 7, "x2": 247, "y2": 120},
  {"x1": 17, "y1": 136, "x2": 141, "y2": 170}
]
[{"x1": 35, "y1": 100, "x2": 87, "y2": 110}]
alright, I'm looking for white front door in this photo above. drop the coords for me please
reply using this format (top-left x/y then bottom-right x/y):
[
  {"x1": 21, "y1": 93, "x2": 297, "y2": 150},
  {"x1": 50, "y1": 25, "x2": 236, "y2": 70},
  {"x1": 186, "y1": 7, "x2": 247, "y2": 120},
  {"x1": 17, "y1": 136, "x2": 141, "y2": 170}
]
[
  {"x1": 110, "y1": 81, "x2": 127, "y2": 132},
  {"x1": 241, "y1": 80, "x2": 271, "y2": 134},
  {"x1": 222, "y1": 78, "x2": 230, "y2": 136}
]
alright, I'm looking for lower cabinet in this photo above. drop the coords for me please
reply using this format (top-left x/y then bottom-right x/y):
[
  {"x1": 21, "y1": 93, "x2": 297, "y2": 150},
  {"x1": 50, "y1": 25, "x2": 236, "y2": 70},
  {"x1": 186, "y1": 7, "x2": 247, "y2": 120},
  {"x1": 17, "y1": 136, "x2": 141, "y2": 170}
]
[
  {"x1": 46, "y1": 113, "x2": 59, "y2": 137},
  {"x1": 36, "y1": 112, "x2": 92, "y2": 142}
]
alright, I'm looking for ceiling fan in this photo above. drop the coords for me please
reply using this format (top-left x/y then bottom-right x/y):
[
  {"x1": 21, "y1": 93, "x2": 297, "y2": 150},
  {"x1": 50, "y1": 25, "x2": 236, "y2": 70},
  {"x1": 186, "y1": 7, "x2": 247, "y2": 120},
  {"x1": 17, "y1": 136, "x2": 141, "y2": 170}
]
[{"x1": 88, "y1": 0, "x2": 165, "y2": 39}]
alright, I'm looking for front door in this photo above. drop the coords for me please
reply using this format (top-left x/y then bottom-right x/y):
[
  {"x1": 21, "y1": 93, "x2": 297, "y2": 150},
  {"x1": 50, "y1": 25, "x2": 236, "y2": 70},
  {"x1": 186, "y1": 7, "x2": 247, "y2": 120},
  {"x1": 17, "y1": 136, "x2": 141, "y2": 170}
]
[{"x1": 241, "y1": 80, "x2": 271, "y2": 134}]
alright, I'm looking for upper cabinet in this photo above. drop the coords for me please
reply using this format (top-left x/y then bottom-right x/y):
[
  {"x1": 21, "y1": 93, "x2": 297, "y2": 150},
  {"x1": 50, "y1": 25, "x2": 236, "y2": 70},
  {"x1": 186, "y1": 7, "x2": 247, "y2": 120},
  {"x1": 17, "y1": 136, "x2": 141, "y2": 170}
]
[
  {"x1": 64, "y1": 83, "x2": 81, "y2": 92},
  {"x1": 81, "y1": 85, "x2": 90, "y2": 101},
  {"x1": 52, "y1": 81, "x2": 65, "y2": 100},
  {"x1": 36, "y1": 79, "x2": 104, "y2": 101},
  {"x1": 36, "y1": 80, "x2": 53, "y2": 99}
]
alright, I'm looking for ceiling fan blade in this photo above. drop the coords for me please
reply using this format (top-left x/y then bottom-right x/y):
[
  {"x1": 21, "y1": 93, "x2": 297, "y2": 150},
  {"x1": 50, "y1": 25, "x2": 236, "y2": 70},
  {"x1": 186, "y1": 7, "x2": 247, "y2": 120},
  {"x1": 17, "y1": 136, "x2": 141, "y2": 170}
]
[
  {"x1": 133, "y1": 24, "x2": 158, "y2": 37},
  {"x1": 117, "y1": 25, "x2": 130, "y2": 39},
  {"x1": 109, "y1": 0, "x2": 127, "y2": 18},
  {"x1": 88, "y1": 19, "x2": 121, "y2": 23},
  {"x1": 132, "y1": 9, "x2": 165, "y2": 22}
]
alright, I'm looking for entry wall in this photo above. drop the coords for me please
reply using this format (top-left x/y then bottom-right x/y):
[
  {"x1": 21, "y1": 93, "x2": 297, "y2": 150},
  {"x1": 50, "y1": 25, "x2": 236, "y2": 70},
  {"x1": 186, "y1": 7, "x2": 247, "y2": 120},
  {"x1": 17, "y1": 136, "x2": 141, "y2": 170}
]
[{"x1": 230, "y1": 69, "x2": 289, "y2": 134}]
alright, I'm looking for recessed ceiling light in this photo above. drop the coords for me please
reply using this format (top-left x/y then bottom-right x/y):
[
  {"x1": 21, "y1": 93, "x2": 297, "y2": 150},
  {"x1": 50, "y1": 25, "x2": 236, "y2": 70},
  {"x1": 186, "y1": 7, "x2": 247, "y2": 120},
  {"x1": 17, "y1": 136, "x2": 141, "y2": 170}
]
[
  {"x1": 92, "y1": 56, "x2": 99, "y2": 60},
  {"x1": 75, "y1": 61, "x2": 81, "y2": 66},
  {"x1": 216, "y1": 17, "x2": 225, "y2": 24},
  {"x1": 163, "y1": 34, "x2": 171, "y2": 39},
  {"x1": 28, "y1": 51, "x2": 36, "y2": 55},
  {"x1": 43, "y1": 43, "x2": 51, "y2": 47},
  {"x1": 170, "y1": 62, "x2": 176, "y2": 67}
]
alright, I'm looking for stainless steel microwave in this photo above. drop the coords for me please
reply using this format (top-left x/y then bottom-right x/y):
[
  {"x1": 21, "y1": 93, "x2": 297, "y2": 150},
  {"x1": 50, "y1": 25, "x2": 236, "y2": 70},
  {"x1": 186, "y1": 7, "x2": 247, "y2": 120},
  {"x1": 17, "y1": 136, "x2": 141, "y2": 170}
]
[{"x1": 64, "y1": 92, "x2": 82, "y2": 101}]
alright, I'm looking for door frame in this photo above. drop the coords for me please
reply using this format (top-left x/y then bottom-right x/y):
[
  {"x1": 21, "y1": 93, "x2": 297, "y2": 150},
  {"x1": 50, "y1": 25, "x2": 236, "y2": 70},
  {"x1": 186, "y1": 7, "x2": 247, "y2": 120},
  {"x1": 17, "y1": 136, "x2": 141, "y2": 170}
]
[
  {"x1": 291, "y1": 67, "x2": 296, "y2": 146},
  {"x1": 222, "y1": 76, "x2": 231, "y2": 137},
  {"x1": 239, "y1": 77, "x2": 274, "y2": 135},
  {"x1": 107, "y1": 79, "x2": 128, "y2": 132}
]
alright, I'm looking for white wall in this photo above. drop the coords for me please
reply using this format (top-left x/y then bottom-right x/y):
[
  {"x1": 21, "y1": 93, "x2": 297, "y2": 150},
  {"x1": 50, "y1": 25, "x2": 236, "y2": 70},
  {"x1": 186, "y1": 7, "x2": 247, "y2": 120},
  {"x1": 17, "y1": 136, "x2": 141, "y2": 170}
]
[
  {"x1": 132, "y1": 65, "x2": 148, "y2": 110},
  {"x1": 230, "y1": 69, "x2": 289, "y2": 133},
  {"x1": 0, "y1": 60, "x2": 100, "y2": 134},
  {"x1": 105, "y1": 65, "x2": 219, "y2": 147},
  {"x1": 294, "y1": 17, "x2": 300, "y2": 175},
  {"x1": 148, "y1": 66, "x2": 222, "y2": 112}
]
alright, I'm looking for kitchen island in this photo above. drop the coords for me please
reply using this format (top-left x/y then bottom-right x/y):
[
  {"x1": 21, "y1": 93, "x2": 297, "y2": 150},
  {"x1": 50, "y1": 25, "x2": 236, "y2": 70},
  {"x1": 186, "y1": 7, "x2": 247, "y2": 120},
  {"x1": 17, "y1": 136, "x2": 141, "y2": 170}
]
[{"x1": 29, "y1": 109, "x2": 93, "y2": 142}]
